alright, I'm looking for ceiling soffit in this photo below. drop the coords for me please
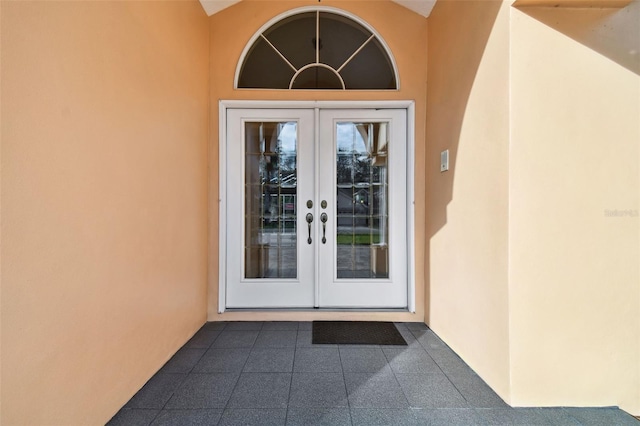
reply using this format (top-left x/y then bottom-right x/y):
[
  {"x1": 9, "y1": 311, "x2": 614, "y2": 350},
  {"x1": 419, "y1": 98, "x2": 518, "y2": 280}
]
[
  {"x1": 198, "y1": 0, "x2": 437, "y2": 17},
  {"x1": 513, "y1": 0, "x2": 631, "y2": 6}
]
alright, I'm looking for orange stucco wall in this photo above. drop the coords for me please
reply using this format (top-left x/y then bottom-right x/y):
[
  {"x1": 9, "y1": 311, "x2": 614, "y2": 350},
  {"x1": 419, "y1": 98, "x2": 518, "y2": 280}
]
[
  {"x1": 426, "y1": 0, "x2": 639, "y2": 415},
  {"x1": 509, "y1": 1, "x2": 640, "y2": 414},
  {"x1": 1, "y1": 1, "x2": 210, "y2": 424},
  {"x1": 207, "y1": 0, "x2": 429, "y2": 322},
  {"x1": 1, "y1": 0, "x2": 637, "y2": 422},
  {"x1": 426, "y1": 0, "x2": 511, "y2": 402}
]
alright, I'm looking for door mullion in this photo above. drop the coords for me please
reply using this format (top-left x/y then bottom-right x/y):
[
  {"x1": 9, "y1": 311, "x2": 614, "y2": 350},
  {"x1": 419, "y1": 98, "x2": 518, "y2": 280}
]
[{"x1": 314, "y1": 107, "x2": 321, "y2": 308}]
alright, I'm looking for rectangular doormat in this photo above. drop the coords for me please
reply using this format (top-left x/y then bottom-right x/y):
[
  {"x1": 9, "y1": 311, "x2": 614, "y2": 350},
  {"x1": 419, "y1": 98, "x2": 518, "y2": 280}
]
[{"x1": 312, "y1": 321, "x2": 407, "y2": 345}]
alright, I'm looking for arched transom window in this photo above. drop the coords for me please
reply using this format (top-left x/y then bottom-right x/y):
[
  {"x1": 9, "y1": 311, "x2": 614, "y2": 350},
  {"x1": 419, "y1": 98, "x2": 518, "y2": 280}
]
[{"x1": 236, "y1": 8, "x2": 399, "y2": 90}]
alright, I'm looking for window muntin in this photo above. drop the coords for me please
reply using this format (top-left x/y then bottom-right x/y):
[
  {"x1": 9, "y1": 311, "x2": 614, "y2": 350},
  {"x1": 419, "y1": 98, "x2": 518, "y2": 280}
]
[{"x1": 237, "y1": 9, "x2": 398, "y2": 90}]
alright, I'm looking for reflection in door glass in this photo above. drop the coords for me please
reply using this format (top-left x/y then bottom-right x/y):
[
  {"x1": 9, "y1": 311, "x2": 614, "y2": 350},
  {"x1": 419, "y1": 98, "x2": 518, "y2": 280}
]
[
  {"x1": 244, "y1": 122, "x2": 297, "y2": 279},
  {"x1": 336, "y1": 122, "x2": 389, "y2": 279}
]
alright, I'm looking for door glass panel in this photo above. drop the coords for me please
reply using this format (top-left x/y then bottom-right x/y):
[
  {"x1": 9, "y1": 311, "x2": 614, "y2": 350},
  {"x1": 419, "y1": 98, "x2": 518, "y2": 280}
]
[
  {"x1": 244, "y1": 121, "x2": 297, "y2": 279},
  {"x1": 335, "y1": 122, "x2": 389, "y2": 279}
]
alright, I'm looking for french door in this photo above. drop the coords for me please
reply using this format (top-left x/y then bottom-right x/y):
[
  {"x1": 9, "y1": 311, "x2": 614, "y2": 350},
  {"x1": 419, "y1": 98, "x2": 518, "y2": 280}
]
[{"x1": 224, "y1": 108, "x2": 407, "y2": 309}]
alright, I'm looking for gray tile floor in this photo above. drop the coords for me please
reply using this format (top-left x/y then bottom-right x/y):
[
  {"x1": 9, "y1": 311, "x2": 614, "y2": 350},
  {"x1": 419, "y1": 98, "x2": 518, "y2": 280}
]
[{"x1": 108, "y1": 322, "x2": 639, "y2": 426}]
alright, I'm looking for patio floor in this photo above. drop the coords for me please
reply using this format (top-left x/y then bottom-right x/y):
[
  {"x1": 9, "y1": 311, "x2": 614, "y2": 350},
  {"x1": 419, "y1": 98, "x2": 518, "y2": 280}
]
[{"x1": 108, "y1": 321, "x2": 639, "y2": 425}]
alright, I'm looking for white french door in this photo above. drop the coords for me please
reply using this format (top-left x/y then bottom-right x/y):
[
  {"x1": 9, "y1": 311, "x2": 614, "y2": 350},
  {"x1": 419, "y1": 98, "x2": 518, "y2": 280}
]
[
  {"x1": 317, "y1": 109, "x2": 407, "y2": 307},
  {"x1": 224, "y1": 107, "x2": 408, "y2": 309}
]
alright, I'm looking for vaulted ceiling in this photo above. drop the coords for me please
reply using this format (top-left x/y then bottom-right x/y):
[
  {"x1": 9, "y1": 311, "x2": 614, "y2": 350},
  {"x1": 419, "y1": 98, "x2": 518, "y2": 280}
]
[{"x1": 198, "y1": 0, "x2": 438, "y2": 17}]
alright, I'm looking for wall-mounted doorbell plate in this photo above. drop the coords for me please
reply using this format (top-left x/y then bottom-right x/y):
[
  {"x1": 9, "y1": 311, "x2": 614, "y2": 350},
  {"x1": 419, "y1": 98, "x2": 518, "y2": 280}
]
[{"x1": 440, "y1": 149, "x2": 449, "y2": 172}]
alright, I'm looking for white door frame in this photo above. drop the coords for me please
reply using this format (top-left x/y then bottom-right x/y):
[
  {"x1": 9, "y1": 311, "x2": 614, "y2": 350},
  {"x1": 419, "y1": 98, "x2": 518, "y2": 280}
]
[{"x1": 218, "y1": 100, "x2": 416, "y2": 313}]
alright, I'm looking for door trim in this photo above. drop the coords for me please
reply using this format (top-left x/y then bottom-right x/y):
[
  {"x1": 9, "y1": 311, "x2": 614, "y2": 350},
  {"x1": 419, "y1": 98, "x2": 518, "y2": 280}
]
[{"x1": 218, "y1": 100, "x2": 416, "y2": 313}]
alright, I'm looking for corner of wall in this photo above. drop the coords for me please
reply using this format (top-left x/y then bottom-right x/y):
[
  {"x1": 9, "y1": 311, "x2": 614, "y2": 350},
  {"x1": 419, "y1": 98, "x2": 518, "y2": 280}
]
[{"x1": 425, "y1": 0, "x2": 512, "y2": 402}]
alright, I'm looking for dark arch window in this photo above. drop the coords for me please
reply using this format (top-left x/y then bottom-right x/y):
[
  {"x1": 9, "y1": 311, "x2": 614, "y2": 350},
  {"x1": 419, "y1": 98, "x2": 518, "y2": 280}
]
[{"x1": 237, "y1": 10, "x2": 398, "y2": 90}]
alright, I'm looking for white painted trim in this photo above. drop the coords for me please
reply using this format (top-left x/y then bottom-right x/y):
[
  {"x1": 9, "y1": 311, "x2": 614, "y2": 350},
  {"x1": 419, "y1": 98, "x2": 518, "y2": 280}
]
[
  {"x1": 336, "y1": 34, "x2": 376, "y2": 73},
  {"x1": 259, "y1": 34, "x2": 298, "y2": 73},
  {"x1": 218, "y1": 101, "x2": 228, "y2": 314},
  {"x1": 407, "y1": 102, "x2": 416, "y2": 313},
  {"x1": 233, "y1": 6, "x2": 401, "y2": 90},
  {"x1": 218, "y1": 100, "x2": 416, "y2": 313},
  {"x1": 315, "y1": 11, "x2": 320, "y2": 64},
  {"x1": 313, "y1": 107, "x2": 321, "y2": 308},
  {"x1": 220, "y1": 100, "x2": 415, "y2": 110},
  {"x1": 289, "y1": 63, "x2": 346, "y2": 90}
]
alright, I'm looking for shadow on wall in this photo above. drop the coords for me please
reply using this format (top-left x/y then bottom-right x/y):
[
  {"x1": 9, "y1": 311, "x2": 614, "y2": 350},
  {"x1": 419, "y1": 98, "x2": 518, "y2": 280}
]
[
  {"x1": 424, "y1": 0, "x2": 504, "y2": 321},
  {"x1": 515, "y1": 0, "x2": 640, "y2": 75}
]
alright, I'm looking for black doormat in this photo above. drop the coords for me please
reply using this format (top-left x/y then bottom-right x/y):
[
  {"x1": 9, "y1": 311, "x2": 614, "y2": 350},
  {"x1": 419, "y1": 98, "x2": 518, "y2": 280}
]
[{"x1": 312, "y1": 321, "x2": 407, "y2": 345}]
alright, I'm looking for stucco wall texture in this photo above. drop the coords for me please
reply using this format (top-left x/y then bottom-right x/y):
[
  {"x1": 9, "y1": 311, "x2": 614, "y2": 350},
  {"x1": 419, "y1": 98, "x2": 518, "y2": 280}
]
[{"x1": 1, "y1": 0, "x2": 638, "y2": 424}]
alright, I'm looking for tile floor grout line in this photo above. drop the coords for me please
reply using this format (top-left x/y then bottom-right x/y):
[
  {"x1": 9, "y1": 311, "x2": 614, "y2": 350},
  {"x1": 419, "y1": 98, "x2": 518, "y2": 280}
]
[
  {"x1": 147, "y1": 321, "x2": 227, "y2": 424},
  {"x1": 283, "y1": 324, "x2": 301, "y2": 426},
  {"x1": 411, "y1": 327, "x2": 475, "y2": 410},
  {"x1": 388, "y1": 324, "x2": 419, "y2": 415},
  {"x1": 218, "y1": 323, "x2": 260, "y2": 417},
  {"x1": 335, "y1": 335, "x2": 355, "y2": 426},
  {"x1": 416, "y1": 327, "x2": 513, "y2": 415}
]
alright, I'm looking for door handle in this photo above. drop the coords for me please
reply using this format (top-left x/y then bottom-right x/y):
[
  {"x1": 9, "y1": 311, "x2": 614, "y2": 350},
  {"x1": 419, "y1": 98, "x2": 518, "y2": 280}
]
[
  {"x1": 320, "y1": 212, "x2": 328, "y2": 244},
  {"x1": 306, "y1": 213, "x2": 314, "y2": 244}
]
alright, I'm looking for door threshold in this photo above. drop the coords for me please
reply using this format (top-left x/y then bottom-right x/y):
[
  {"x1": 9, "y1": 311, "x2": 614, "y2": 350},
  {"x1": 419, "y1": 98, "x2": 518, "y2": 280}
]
[{"x1": 224, "y1": 307, "x2": 410, "y2": 313}]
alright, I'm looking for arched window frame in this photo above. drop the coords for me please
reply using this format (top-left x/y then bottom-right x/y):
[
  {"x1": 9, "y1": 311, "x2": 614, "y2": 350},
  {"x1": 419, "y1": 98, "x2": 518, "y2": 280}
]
[{"x1": 234, "y1": 6, "x2": 400, "y2": 90}]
